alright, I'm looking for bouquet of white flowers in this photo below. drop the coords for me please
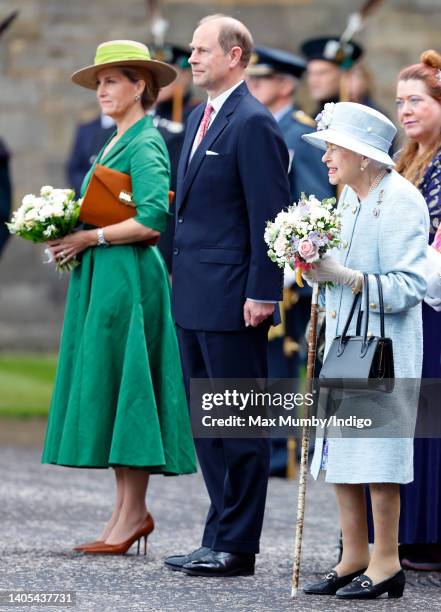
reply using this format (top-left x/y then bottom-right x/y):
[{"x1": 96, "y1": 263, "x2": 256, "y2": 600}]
[
  {"x1": 6, "y1": 186, "x2": 81, "y2": 271},
  {"x1": 264, "y1": 193, "x2": 340, "y2": 286}
]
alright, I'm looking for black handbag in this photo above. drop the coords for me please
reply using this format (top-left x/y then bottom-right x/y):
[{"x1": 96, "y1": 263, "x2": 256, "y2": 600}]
[{"x1": 319, "y1": 273, "x2": 394, "y2": 392}]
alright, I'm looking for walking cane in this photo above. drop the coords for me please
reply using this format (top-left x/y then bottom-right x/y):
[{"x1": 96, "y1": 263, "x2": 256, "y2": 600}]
[{"x1": 291, "y1": 281, "x2": 319, "y2": 597}]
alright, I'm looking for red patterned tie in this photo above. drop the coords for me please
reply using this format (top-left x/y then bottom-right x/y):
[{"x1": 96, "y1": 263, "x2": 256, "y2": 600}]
[{"x1": 197, "y1": 104, "x2": 214, "y2": 145}]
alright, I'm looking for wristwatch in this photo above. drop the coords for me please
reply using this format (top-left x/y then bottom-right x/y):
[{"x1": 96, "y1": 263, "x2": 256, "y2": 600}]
[{"x1": 96, "y1": 228, "x2": 109, "y2": 246}]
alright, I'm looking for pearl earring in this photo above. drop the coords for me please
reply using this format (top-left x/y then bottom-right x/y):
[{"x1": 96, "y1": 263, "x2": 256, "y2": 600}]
[{"x1": 135, "y1": 95, "x2": 140, "y2": 101}]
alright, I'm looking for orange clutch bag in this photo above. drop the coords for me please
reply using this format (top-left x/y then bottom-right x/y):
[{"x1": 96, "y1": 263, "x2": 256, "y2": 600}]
[
  {"x1": 79, "y1": 164, "x2": 135, "y2": 227},
  {"x1": 79, "y1": 164, "x2": 174, "y2": 246}
]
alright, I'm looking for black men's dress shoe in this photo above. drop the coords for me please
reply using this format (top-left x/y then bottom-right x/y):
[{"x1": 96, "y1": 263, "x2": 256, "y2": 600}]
[
  {"x1": 164, "y1": 546, "x2": 211, "y2": 572},
  {"x1": 303, "y1": 568, "x2": 367, "y2": 595},
  {"x1": 336, "y1": 569, "x2": 406, "y2": 599},
  {"x1": 182, "y1": 550, "x2": 255, "y2": 577}
]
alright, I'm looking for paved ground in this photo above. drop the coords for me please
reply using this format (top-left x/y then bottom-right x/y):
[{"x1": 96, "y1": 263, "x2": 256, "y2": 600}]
[{"x1": 1, "y1": 432, "x2": 440, "y2": 611}]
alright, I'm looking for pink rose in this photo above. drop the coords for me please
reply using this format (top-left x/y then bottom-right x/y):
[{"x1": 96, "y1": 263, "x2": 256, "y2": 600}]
[{"x1": 298, "y1": 238, "x2": 319, "y2": 263}]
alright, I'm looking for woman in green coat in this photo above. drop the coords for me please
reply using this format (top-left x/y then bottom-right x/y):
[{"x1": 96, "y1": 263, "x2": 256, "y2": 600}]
[{"x1": 42, "y1": 40, "x2": 197, "y2": 555}]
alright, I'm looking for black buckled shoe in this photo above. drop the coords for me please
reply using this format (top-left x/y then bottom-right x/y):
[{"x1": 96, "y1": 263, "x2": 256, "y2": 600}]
[
  {"x1": 303, "y1": 568, "x2": 367, "y2": 595},
  {"x1": 336, "y1": 569, "x2": 405, "y2": 599},
  {"x1": 164, "y1": 546, "x2": 211, "y2": 572},
  {"x1": 182, "y1": 550, "x2": 255, "y2": 577}
]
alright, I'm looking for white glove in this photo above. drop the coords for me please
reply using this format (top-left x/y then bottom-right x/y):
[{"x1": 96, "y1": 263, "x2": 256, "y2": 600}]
[
  {"x1": 302, "y1": 255, "x2": 363, "y2": 290},
  {"x1": 424, "y1": 246, "x2": 441, "y2": 311}
]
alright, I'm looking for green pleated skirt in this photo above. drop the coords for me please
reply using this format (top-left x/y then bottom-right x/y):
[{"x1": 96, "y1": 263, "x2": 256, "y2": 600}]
[{"x1": 42, "y1": 244, "x2": 197, "y2": 474}]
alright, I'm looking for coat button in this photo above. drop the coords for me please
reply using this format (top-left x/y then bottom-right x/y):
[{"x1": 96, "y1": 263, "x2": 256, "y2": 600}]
[
  {"x1": 173, "y1": 248, "x2": 179, "y2": 255},
  {"x1": 330, "y1": 310, "x2": 336, "y2": 318},
  {"x1": 178, "y1": 216, "x2": 184, "y2": 223},
  {"x1": 370, "y1": 302, "x2": 377, "y2": 310}
]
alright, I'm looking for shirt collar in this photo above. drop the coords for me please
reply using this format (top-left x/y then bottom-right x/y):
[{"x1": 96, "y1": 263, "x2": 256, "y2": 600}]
[
  {"x1": 207, "y1": 80, "x2": 244, "y2": 115},
  {"x1": 273, "y1": 104, "x2": 294, "y2": 123}
]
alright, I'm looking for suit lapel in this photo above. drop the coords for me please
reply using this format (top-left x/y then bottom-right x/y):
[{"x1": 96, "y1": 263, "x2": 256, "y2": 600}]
[
  {"x1": 176, "y1": 105, "x2": 204, "y2": 199},
  {"x1": 177, "y1": 82, "x2": 248, "y2": 212}
]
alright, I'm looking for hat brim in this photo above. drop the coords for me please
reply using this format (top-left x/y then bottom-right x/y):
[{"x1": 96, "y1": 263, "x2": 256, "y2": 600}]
[
  {"x1": 71, "y1": 59, "x2": 177, "y2": 89},
  {"x1": 302, "y1": 129, "x2": 395, "y2": 167}
]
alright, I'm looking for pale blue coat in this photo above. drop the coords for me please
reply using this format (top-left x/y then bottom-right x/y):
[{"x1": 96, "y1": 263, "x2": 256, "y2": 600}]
[{"x1": 311, "y1": 170, "x2": 429, "y2": 483}]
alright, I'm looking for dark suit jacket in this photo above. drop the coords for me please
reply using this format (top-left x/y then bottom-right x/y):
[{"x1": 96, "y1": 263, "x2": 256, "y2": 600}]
[{"x1": 172, "y1": 82, "x2": 290, "y2": 331}]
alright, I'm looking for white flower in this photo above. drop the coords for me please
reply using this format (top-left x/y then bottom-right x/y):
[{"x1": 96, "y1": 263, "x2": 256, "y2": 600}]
[
  {"x1": 43, "y1": 224, "x2": 57, "y2": 238},
  {"x1": 310, "y1": 207, "x2": 330, "y2": 222},
  {"x1": 40, "y1": 185, "x2": 53, "y2": 196},
  {"x1": 315, "y1": 102, "x2": 335, "y2": 131},
  {"x1": 38, "y1": 204, "x2": 55, "y2": 220},
  {"x1": 50, "y1": 190, "x2": 68, "y2": 206},
  {"x1": 24, "y1": 209, "x2": 38, "y2": 222},
  {"x1": 274, "y1": 233, "x2": 288, "y2": 257},
  {"x1": 22, "y1": 194, "x2": 36, "y2": 208}
]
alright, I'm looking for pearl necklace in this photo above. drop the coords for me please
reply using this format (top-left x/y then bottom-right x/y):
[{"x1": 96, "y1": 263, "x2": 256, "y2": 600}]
[{"x1": 368, "y1": 169, "x2": 388, "y2": 194}]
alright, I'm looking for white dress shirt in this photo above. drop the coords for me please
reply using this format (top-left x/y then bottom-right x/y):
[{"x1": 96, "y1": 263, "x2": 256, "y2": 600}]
[{"x1": 189, "y1": 80, "x2": 244, "y2": 160}]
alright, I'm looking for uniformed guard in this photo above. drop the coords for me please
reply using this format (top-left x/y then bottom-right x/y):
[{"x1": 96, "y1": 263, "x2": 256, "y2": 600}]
[
  {"x1": 301, "y1": 36, "x2": 363, "y2": 114},
  {"x1": 247, "y1": 46, "x2": 333, "y2": 203},
  {"x1": 0, "y1": 10, "x2": 18, "y2": 257},
  {"x1": 247, "y1": 46, "x2": 334, "y2": 477}
]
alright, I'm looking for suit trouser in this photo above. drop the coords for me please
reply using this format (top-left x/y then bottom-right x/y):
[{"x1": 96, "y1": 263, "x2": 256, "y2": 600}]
[{"x1": 176, "y1": 324, "x2": 271, "y2": 554}]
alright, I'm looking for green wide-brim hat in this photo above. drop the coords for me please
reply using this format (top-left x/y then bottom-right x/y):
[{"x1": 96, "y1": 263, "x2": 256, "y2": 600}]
[{"x1": 71, "y1": 40, "x2": 177, "y2": 89}]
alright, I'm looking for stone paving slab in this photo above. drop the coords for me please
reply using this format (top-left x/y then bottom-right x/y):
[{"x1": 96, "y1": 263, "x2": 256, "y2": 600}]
[{"x1": 0, "y1": 446, "x2": 440, "y2": 611}]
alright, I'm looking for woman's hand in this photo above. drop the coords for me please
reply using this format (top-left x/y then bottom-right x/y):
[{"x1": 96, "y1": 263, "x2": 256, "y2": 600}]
[
  {"x1": 47, "y1": 230, "x2": 96, "y2": 266},
  {"x1": 302, "y1": 256, "x2": 363, "y2": 290}
]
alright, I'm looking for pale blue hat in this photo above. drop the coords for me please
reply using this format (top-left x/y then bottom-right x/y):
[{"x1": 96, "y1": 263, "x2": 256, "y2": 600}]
[{"x1": 302, "y1": 102, "x2": 396, "y2": 167}]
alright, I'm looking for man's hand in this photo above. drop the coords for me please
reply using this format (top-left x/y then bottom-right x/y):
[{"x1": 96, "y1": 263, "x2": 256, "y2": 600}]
[{"x1": 243, "y1": 299, "x2": 275, "y2": 327}]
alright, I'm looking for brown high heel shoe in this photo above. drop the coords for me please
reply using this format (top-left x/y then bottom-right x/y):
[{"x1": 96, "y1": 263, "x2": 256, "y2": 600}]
[
  {"x1": 83, "y1": 513, "x2": 154, "y2": 555},
  {"x1": 73, "y1": 540, "x2": 104, "y2": 552}
]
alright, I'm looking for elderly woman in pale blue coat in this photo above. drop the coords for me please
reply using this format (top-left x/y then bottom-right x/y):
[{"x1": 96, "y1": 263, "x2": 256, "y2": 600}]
[{"x1": 300, "y1": 102, "x2": 429, "y2": 600}]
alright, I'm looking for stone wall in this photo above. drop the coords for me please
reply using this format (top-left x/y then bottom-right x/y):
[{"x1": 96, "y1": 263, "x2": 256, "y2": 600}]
[{"x1": 0, "y1": 0, "x2": 439, "y2": 349}]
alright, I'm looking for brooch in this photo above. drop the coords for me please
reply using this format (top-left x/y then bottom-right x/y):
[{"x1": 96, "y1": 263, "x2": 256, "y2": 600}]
[{"x1": 372, "y1": 189, "x2": 384, "y2": 217}]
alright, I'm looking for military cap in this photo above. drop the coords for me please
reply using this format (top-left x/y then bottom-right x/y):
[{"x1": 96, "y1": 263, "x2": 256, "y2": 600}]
[
  {"x1": 247, "y1": 46, "x2": 306, "y2": 79},
  {"x1": 150, "y1": 43, "x2": 191, "y2": 70},
  {"x1": 301, "y1": 36, "x2": 363, "y2": 69}
]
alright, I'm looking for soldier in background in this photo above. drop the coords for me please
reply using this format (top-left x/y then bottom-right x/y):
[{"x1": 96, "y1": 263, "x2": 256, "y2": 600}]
[
  {"x1": 247, "y1": 47, "x2": 334, "y2": 477},
  {"x1": 247, "y1": 47, "x2": 332, "y2": 202},
  {"x1": 0, "y1": 11, "x2": 17, "y2": 257},
  {"x1": 300, "y1": 36, "x2": 363, "y2": 114},
  {"x1": 151, "y1": 44, "x2": 199, "y2": 272},
  {"x1": 66, "y1": 114, "x2": 115, "y2": 196}
]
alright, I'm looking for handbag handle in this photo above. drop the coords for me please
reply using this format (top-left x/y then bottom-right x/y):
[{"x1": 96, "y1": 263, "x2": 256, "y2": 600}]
[
  {"x1": 374, "y1": 273, "x2": 386, "y2": 337},
  {"x1": 338, "y1": 273, "x2": 370, "y2": 356}
]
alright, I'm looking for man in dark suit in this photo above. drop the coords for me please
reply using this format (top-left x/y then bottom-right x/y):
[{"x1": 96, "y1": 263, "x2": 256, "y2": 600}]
[{"x1": 165, "y1": 15, "x2": 290, "y2": 577}]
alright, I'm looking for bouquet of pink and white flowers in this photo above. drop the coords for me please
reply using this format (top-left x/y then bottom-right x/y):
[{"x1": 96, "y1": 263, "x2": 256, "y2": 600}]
[
  {"x1": 6, "y1": 185, "x2": 82, "y2": 271},
  {"x1": 264, "y1": 193, "x2": 340, "y2": 286}
]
